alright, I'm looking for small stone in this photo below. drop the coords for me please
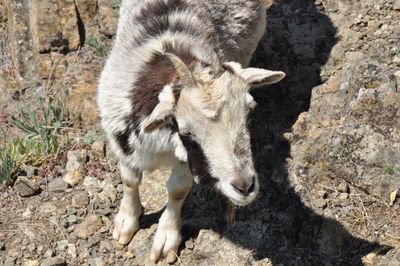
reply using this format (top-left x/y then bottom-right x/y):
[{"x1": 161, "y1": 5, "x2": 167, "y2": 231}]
[
  {"x1": 14, "y1": 176, "x2": 41, "y2": 197},
  {"x1": 87, "y1": 234, "x2": 102, "y2": 247},
  {"x1": 99, "y1": 240, "x2": 112, "y2": 252},
  {"x1": 24, "y1": 260, "x2": 40, "y2": 266},
  {"x1": 123, "y1": 251, "x2": 135, "y2": 259},
  {"x1": 73, "y1": 214, "x2": 102, "y2": 239},
  {"x1": 66, "y1": 150, "x2": 87, "y2": 172},
  {"x1": 363, "y1": 252, "x2": 377, "y2": 264},
  {"x1": 185, "y1": 238, "x2": 195, "y2": 250},
  {"x1": 63, "y1": 171, "x2": 83, "y2": 186},
  {"x1": 395, "y1": 0, "x2": 400, "y2": 10},
  {"x1": 67, "y1": 215, "x2": 78, "y2": 224},
  {"x1": 88, "y1": 257, "x2": 106, "y2": 266},
  {"x1": 0, "y1": 241, "x2": 5, "y2": 250},
  {"x1": 337, "y1": 182, "x2": 349, "y2": 193},
  {"x1": 27, "y1": 243, "x2": 36, "y2": 252},
  {"x1": 116, "y1": 184, "x2": 123, "y2": 193},
  {"x1": 44, "y1": 249, "x2": 54, "y2": 258},
  {"x1": 41, "y1": 256, "x2": 66, "y2": 266},
  {"x1": 67, "y1": 244, "x2": 77, "y2": 258},
  {"x1": 338, "y1": 192, "x2": 349, "y2": 200},
  {"x1": 71, "y1": 192, "x2": 89, "y2": 208},
  {"x1": 312, "y1": 198, "x2": 327, "y2": 209},
  {"x1": 48, "y1": 178, "x2": 69, "y2": 193},
  {"x1": 56, "y1": 240, "x2": 68, "y2": 252},
  {"x1": 317, "y1": 190, "x2": 328, "y2": 199},
  {"x1": 91, "y1": 140, "x2": 105, "y2": 154}
]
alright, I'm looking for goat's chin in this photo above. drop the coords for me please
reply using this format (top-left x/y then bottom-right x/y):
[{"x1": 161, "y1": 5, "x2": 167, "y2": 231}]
[{"x1": 217, "y1": 181, "x2": 258, "y2": 207}]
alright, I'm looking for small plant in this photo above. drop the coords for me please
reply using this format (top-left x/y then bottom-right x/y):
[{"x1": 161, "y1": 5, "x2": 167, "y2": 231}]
[
  {"x1": 0, "y1": 96, "x2": 73, "y2": 183},
  {"x1": 83, "y1": 130, "x2": 100, "y2": 146},
  {"x1": 112, "y1": 0, "x2": 122, "y2": 18},
  {"x1": 85, "y1": 37, "x2": 105, "y2": 57},
  {"x1": 384, "y1": 165, "x2": 395, "y2": 175}
]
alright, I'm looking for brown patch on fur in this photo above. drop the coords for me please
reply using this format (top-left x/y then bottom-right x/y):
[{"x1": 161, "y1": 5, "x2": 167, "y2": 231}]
[{"x1": 171, "y1": 188, "x2": 189, "y2": 201}]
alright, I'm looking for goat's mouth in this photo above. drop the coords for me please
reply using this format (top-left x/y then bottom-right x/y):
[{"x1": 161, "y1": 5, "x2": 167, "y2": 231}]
[{"x1": 217, "y1": 178, "x2": 259, "y2": 206}]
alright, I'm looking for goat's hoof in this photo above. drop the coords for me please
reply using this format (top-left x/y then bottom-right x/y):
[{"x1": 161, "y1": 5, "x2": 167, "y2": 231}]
[
  {"x1": 150, "y1": 225, "x2": 181, "y2": 264},
  {"x1": 113, "y1": 211, "x2": 140, "y2": 245}
]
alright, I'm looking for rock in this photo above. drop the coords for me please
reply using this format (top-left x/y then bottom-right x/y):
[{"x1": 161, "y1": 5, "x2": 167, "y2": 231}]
[
  {"x1": 24, "y1": 260, "x2": 40, "y2": 266},
  {"x1": 48, "y1": 178, "x2": 69, "y2": 193},
  {"x1": 338, "y1": 192, "x2": 349, "y2": 200},
  {"x1": 88, "y1": 257, "x2": 106, "y2": 266},
  {"x1": 394, "y1": 0, "x2": 400, "y2": 10},
  {"x1": 123, "y1": 251, "x2": 135, "y2": 259},
  {"x1": 317, "y1": 190, "x2": 328, "y2": 199},
  {"x1": 41, "y1": 257, "x2": 66, "y2": 266},
  {"x1": 99, "y1": 240, "x2": 112, "y2": 253},
  {"x1": 0, "y1": 241, "x2": 4, "y2": 250},
  {"x1": 337, "y1": 182, "x2": 350, "y2": 193},
  {"x1": 71, "y1": 191, "x2": 90, "y2": 208},
  {"x1": 67, "y1": 244, "x2": 77, "y2": 258},
  {"x1": 6, "y1": 0, "x2": 39, "y2": 81},
  {"x1": 73, "y1": 214, "x2": 102, "y2": 239},
  {"x1": 30, "y1": 0, "x2": 62, "y2": 52},
  {"x1": 14, "y1": 176, "x2": 41, "y2": 197},
  {"x1": 98, "y1": 0, "x2": 118, "y2": 36},
  {"x1": 74, "y1": 0, "x2": 99, "y2": 38},
  {"x1": 312, "y1": 198, "x2": 327, "y2": 209},
  {"x1": 363, "y1": 252, "x2": 378, "y2": 264},
  {"x1": 56, "y1": 240, "x2": 68, "y2": 252},
  {"x1": 59, "y1": 0, "x2": 80, "y2": 51},
  {"x1": 87, "y1": 234, "x2": 102, "y2": 247},
  {"x1": 63, "y1": 170, "x2": 83, "y2": 186},
  {"x1": 67, "y1": 215, "x2": 78, "y2": 224},
  {"x1": 66, "y1": 150, "x2": 87, "y2": 172},
  {"x1": 91, "y1": 140, "x2": 105, "y2": 155}
]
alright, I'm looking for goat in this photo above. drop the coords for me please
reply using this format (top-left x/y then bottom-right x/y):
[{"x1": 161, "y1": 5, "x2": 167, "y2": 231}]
[{"x1": 97, "y1": 0, "x2": 285, "y2": 263}]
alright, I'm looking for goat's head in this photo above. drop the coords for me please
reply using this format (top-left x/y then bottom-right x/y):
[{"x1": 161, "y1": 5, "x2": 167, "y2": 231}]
[{"x1": 143, "y1": 52, "x2": 285, "y2": 206}]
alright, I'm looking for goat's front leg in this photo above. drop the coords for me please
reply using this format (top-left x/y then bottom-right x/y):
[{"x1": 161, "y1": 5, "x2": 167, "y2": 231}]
[
  {"x1": 113, "y1": 162, "x2": 143, "y2": 245},
  {"x1": 150, "y1": 162, "x2": 193, "y2": 263}
]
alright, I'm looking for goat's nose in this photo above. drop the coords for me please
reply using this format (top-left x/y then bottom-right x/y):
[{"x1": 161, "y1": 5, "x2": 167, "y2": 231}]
[{"x1": 231, "y1": 176, "x2": 255, "y2": 196}]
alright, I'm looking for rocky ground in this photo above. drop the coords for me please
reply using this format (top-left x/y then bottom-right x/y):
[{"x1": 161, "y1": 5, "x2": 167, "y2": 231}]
[{"x1": 1, "y1": 0, "x2": 400, "y2": 266}]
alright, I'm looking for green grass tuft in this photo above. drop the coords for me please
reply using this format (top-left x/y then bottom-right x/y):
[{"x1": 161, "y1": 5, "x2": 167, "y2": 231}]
[{"x1": 0, "y1": 97, "x2": 73, "y2": 183}]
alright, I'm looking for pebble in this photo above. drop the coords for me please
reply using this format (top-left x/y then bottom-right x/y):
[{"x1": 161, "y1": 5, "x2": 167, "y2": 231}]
[
  {"x1": 91, "y1": 140, "x2": 105, "y2": 154},
  {"x1": 312, "y1": 198, "x2": 327, "y2": 209},
  {"x1": 66, "y1": 150, "x2": 87, "y2": 172},
  {"x1": 71, "y1": 192, "x2": 90, "y2": 208},
  {"x1": 364, "y1": 252, "x2": 377, "y2": 264},
  {"x1": 338, "y1": 192, "x2": 349, "y2": 200},
  {"x1": 41, "y1": 256, "x2": 66, "y2": 266},
  {"x1": 24, "y1": 260, "x2": 40, "y2": 266},
  {"x1": 73, "y1": 214, "x2": 103, "y2": 239},
  {"x1": 63, "y1": 171, "x2": 84, "y2": 186},
  {"x1": 48, "y1": 178, "x2": 69, "y2": 193},
  {"x1": 67, "y1": 215, "x2": 79, "y2": 224},
  {"x1": 67, "y1": 244, "x2": 77, "y2": 258},
  {"x1": 0, "y1": 241, "x2": 4, "y2": 250},
  {"x1": 337, "y1": 182, "x2": 350, "y2": 193},
  {"x1": 99, "y1": 240, "x2": 113, "y2": 252},
  {"x1": 317, "y1": 190, "x2": 328, "y2": 199},
  {"x1": 123, "y1": 251, "x2": 135, "y2": 259},
  {"x1": 14, "y1": 176, "x2": 41, "y2": 197}
]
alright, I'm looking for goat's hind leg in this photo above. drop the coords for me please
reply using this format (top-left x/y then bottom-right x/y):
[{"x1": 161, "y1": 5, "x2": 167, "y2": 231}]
[
  {"x1": 113, "y1": 162, "x2": 143, "y2": 245},
  {"x1": 150, "y1": 163, "x2": 193, "y2": 263}
]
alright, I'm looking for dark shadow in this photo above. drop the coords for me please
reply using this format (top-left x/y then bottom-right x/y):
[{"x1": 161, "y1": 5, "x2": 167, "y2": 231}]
[{"x1": 179, "y1": 1, "x2": 391, "y2": 265}]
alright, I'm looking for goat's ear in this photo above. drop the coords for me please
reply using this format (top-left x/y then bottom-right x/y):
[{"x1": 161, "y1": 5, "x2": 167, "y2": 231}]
[
  {"x1": 223, "y1": 62, "x2": 285, "y2": 88},
  {"x1": 143, "y1": 85, "x2": 176, "y2": 133},
  {"x1": 143, "y1": 102, "x2": 174, "y2": 133}
]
